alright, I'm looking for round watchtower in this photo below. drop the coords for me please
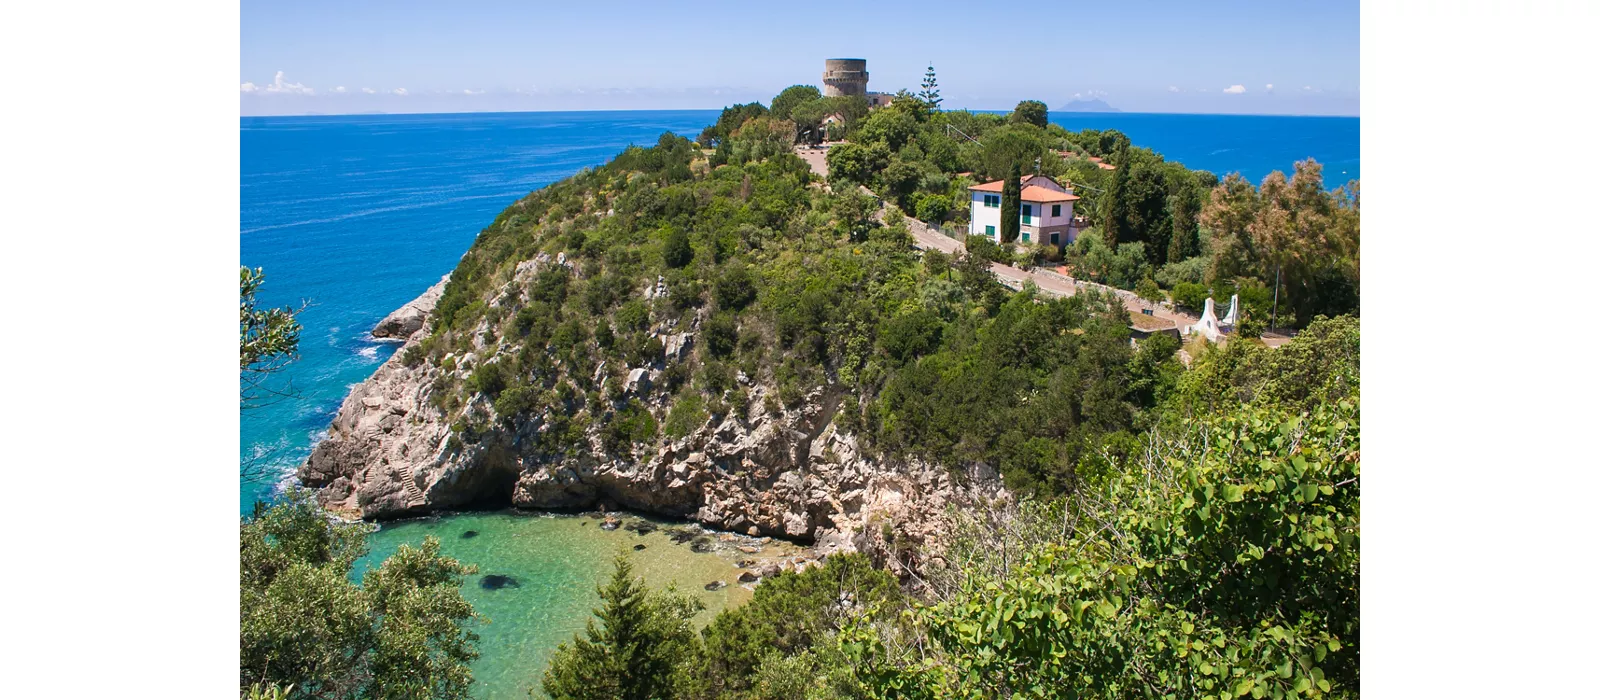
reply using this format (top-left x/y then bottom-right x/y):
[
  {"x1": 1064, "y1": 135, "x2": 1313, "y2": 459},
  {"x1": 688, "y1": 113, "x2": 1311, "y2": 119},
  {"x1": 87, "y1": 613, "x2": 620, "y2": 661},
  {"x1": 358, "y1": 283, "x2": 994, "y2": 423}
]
[{"x1": 822, "y1": 58, "x2": 869, "y2": 97}]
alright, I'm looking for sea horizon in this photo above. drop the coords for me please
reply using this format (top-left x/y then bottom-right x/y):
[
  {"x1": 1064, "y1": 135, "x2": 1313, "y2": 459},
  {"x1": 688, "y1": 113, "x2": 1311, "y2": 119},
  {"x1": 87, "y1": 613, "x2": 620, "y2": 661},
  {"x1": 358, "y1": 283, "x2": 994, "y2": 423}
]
[{"x1": 242, "y1": 107, "x2": 1361, "y2": 120}]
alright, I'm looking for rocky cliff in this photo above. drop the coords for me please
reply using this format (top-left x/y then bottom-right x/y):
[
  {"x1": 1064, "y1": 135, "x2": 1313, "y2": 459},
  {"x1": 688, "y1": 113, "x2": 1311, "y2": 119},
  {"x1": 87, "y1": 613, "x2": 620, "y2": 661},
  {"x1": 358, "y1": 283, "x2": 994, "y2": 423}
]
[{"x1": 300, "y1": 259, "x2": 1010, "y2": 568}]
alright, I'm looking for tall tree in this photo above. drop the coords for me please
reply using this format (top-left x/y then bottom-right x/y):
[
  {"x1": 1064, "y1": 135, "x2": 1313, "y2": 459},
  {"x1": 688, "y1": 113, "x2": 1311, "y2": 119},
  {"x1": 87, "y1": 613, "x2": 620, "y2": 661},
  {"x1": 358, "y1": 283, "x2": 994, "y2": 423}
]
[
  {"x1": 769, "y1": 84, "x2": 821, "y2": 121},
  {"x1": 542, "y1": 555, "x2": 703, "y2": 700},
  {"x1": 1167, "y1": 182, "x2": 1202, "y2": 263},
  {"x1": 1001, "y1": 162, "x2": 1022, "y2": 244},
  {"x1": 1100, "y1": 144, "x2": 1131, "y2": 246},
  {"x1": 1009, "y1": 99, "x2": 1049, "y2": 128},
  {"x1": 918, "y1": 63, "x2": 942, "y2": 110}
]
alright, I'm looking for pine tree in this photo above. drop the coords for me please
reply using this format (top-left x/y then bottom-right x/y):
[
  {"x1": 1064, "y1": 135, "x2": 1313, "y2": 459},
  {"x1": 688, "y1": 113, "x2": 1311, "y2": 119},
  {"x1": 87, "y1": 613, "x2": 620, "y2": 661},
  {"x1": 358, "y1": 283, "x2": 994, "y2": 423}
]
[
  {"x1": 919, "y1": 63, "x2": 942, "y2": 110},
  {"x1": 542, "y1": 555, "x2": 702, "y2": 700},
  {"x1": 1001, "y1": 163, "x2": 1022, "y2": 244}
]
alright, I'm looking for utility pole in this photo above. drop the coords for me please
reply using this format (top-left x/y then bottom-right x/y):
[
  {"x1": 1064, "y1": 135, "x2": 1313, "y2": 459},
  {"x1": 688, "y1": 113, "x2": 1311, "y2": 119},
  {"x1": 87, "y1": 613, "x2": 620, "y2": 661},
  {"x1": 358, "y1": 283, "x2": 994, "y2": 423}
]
[{"x1": 1270, "y1": 265, "x2": 1281, "y2": 333}]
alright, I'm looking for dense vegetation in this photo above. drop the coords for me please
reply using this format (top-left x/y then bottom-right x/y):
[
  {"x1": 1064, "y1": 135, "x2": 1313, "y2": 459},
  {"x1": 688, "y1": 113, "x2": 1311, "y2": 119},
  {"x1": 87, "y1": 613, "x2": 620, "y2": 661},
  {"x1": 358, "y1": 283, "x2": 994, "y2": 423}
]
[
  {"x1": 411, "y1": 99, "x2": 1181, "y2": 500},
  {"x1": 549, "y1": 316, "x2": 1360, "y2": 700},
  {"x1": 240, "y1": 491, "x2": 481, "y2": 699},
  {"x1": 244, "y1": 83, "x2": 1359, "y2": 699}
]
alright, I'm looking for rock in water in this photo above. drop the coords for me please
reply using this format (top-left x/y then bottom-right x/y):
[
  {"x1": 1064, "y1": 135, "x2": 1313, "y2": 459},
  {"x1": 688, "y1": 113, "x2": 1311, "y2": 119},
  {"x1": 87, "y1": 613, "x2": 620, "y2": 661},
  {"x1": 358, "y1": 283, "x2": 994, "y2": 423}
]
[
  {"x1": 480, "y1": 575, "x2": 520, "y2": 590},
  {"x1": 738, "y1": 571, "x2": 759, "y2": 583},
  {"x1": 704, "y1": 580, "x2": 727, "y2": 591},
  {"x1": 633, "y1": 544, "x2": 647, "y2": 551},
  {"x1": 371, "y1": 275, "x2": 450, "y2": 339},
  {"x1": 690, "y1": 536, "x2": 715, "y2": 553},
  {"x1": 600, "y1": 517, "x2": 620, "y2": 531},
  {"x1": 460, "y1": 530, "x2": 479, "y2": 539}
]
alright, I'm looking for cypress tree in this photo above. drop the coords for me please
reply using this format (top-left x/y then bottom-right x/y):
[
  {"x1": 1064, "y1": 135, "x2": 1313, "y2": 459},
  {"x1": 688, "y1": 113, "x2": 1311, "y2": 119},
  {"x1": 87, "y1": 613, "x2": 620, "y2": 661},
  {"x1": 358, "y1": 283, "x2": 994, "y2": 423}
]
[
  {"x1": 1167, "y1": 184, "x2": 1201, "y2": 264},
  {"x1": 1001, "y1": 162, "x2": 1022, "y2": 244},
  {"x1": 1101, "y1": 144, "x2": 1130, "y2": 246}
]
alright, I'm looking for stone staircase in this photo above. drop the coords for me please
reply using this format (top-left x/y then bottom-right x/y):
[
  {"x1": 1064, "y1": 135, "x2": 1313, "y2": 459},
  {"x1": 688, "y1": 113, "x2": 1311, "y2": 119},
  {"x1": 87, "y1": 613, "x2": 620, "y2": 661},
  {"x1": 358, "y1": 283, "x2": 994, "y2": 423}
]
[{"x1": 400, "y1": 464, "x2": 426, "y2": 508}]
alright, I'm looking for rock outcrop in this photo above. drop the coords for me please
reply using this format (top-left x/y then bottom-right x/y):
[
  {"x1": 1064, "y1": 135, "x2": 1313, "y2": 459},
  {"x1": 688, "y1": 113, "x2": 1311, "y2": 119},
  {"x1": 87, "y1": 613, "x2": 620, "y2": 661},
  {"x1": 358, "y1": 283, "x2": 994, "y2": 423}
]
[
  {"x1": 300, "y1": 261, "x2": 1010, "y2": 570},
  {"x1": 371, "y1": 274, "x2": 449, "y2": 339}
]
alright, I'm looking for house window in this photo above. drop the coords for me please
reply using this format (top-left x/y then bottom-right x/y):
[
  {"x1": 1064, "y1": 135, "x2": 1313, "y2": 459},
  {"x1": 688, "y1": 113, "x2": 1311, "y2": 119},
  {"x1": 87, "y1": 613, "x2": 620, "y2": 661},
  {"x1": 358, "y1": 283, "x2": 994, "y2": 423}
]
[
  {"x1": 1050, "y1": 232, "x2": 1060, "y2": 245},
  {"x1": 983, "y1": 194, "x2": 1000, "y2": 208},
  {"x1": 985, "y1": 225, "x2": 996, "y2": 237},
  {"x1": 1022, "y1": 232, "x2": 1030, "y2": 242},
  {"x1": 1051, "y1": 204, "x2": 1062, "y2": 217},
  {"x1": 1022, "y1": 204, "x2": 1033, "y2": 225}
]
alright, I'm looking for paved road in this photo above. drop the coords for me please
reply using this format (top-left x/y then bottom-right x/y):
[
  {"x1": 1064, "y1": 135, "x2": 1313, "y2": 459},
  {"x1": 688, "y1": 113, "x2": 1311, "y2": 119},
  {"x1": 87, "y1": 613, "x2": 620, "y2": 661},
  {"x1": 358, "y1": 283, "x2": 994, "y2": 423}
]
[{"x1": 794, "y1": 146, "x2": 1203, "y2": 335}]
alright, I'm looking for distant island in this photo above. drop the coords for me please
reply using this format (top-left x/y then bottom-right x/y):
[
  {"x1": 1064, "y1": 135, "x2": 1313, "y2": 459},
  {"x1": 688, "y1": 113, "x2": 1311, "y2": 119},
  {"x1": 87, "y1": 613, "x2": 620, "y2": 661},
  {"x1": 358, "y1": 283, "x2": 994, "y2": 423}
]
[{"x1": 1059, "y1": 98, "x2": 1121, "y2": 112}]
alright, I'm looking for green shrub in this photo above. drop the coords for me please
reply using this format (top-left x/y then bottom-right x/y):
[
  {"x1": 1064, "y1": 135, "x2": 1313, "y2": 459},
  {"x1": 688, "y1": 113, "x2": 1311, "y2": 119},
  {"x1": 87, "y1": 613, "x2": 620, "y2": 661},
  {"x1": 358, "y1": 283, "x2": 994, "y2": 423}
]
[
  {"x1": 714, "y1": 264, "x2": 757, "y2": 311},
  {"x1": 704, "y1": 313, "x2": 738, "y2": 358},
  {"x1": 663, "y1": 393, "x2": 708, "y2": 439},
  {"x1": 1135, "y1": 277, "x2": 1163, "y2": 303},
  {"x1": 466, "y1": 362, "x2": 508, "y2": 397},
  {"x1": 1171, "y1": 282, "x2": 1209, "y2": 311}
]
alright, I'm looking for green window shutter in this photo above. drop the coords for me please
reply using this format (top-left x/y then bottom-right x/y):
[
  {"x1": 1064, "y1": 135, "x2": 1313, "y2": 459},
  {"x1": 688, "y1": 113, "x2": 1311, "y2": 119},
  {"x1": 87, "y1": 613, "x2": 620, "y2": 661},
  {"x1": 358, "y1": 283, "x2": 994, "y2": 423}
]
[
  {"x1": 985, "y1": 225, "x2": 995, "y2": 236},
  {"x1": 1052, "y1": 204, "x2": 1061, "y2": 217},
  {"x1": 1022, "y1": 232, "x2": 1030, "y2": 242}
]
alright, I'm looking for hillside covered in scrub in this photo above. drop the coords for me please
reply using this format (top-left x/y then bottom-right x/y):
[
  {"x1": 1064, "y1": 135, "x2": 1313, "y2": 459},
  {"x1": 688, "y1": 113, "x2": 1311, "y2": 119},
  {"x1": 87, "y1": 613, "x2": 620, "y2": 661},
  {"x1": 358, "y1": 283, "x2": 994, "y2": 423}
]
[{"x1": 278, "y1": 93, "x2": 1361, "y2": 699}]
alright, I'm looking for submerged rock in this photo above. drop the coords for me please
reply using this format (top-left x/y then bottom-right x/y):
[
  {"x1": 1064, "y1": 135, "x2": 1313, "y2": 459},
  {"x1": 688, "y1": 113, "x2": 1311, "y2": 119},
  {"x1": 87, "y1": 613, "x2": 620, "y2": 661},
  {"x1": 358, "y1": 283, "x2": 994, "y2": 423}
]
[
  {"x1": 689, "y1": 536, "x2": 715, "y2": 553},
  {"x1": 480, "y1": 575, "x2": 520, "y2": 590},
  {"x1": 738, "y1": 571, "x2": 759, "y2": 583},
  {"x1": 624, "y1": 520, "x2": 658, "y2": 535},
  {"x1": 460, "y1": 530, "x2": 479, "y2": 539},
  {"x1": 633, "y1": 544, "x2": 647, "y2": 551},
  {"x1": 704, "y1": 580, "x2": 727, "y2": 591},
  {"x1": 665, "y1": 528, "x2": 696, "y2": 544}
]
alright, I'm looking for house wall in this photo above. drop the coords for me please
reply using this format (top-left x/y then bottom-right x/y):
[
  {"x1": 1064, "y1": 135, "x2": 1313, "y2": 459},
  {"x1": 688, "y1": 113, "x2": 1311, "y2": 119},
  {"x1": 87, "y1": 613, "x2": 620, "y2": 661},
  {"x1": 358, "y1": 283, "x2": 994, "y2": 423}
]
[
  {"x1": 970, "y1": 189, "x2": 1079, "y2": 246},
  {"x1": 969, "y1": 191, "x2": 1003, "y2": 241}
]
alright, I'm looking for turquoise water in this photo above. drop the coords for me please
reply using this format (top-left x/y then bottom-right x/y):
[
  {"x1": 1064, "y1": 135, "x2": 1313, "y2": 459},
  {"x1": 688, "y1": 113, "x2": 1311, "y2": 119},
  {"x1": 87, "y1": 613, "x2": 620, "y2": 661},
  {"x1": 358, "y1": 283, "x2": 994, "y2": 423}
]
[
  {"x1": 240, "y1": 109, "x2": 1359, "y2": 698},
  {"x1": 354, "y1": 511, "x2": 799, "y2": 699}
]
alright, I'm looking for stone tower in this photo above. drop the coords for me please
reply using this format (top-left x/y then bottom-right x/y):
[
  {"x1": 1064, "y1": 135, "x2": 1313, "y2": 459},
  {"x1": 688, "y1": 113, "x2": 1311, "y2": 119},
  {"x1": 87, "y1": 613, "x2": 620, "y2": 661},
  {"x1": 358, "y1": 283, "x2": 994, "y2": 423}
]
[{"x1": 822, "y1": 58, "x2": 869, "y2": 97}]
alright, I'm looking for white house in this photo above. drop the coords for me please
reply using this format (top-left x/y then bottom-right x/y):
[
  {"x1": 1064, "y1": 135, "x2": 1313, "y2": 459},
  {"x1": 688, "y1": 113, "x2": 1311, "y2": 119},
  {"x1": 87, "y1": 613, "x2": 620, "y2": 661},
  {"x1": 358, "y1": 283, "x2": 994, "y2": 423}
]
[{"x1": 967, "y1": 174, "x2": 1083, "y2": 248}]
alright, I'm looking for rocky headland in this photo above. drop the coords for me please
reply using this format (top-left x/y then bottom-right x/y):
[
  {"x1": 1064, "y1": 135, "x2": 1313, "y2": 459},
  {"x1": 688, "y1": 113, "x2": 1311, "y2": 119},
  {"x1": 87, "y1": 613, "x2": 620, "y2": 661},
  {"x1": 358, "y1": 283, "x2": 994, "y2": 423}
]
[{"x1": 300, "y1": 262, "x2": 1010, "y2": 572}]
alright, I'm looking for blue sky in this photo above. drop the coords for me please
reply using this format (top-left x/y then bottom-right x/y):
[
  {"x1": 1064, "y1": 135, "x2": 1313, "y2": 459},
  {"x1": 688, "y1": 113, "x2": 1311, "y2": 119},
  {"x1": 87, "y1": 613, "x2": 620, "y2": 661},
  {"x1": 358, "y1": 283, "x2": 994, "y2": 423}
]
[{"x1": 241, "y1": 0, "x2": 1358, "y2": 116}]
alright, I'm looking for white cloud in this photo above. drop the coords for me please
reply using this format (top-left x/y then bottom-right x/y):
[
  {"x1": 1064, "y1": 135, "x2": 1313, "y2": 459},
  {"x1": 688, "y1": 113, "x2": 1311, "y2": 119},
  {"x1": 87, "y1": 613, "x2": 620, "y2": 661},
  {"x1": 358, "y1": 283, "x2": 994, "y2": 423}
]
[
  {"x1": 392, "y1": 87, "x2": 408, "y2": 96},
  {"x1": 240, "y1": 82, "x2": 259, "y2": 93},
  {"x1": 1071, "y1": 90, "x2": 1109, "y2": 101},
  {"x1": 1223, "y1": 84, "x2": 1247, "y2": 94},
  {"x1": 361, "y1": 87, "x2": 375, "y2": 94},
  {"x1": 1265, "y1": 83, "x2": 1275, "y2": 93},
  {"x1": 462, "y1": 88, "x2": 484, "y2": 95},
  {"x1": 1168, "y1": 85, "x2": 1181, "y2": 93},
  {"x1": 255, "y1": 70, "x2": 315, "y2": 95},
  {"x1": 334, "y1": 86, "x2": 347, "y2": 93}
]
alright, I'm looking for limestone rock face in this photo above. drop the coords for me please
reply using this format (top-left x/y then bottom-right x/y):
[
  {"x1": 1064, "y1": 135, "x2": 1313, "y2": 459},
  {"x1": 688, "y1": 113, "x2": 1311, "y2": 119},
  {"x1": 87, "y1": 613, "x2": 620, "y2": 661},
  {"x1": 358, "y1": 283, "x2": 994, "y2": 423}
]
[
  {"x1": 371, "y1": 274, "x2": 449, "y2": 339},
  {"x1": 301, "y1": 263, "x2": 1010, "y2": 569}
]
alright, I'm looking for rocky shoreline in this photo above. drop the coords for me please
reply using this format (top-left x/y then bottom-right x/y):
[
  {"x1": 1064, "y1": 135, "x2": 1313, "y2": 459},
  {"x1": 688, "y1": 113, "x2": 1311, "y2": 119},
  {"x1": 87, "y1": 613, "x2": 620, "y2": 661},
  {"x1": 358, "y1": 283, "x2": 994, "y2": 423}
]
[{"x1": 299, "y1": 266, "x2": 1012, "y2": 571}]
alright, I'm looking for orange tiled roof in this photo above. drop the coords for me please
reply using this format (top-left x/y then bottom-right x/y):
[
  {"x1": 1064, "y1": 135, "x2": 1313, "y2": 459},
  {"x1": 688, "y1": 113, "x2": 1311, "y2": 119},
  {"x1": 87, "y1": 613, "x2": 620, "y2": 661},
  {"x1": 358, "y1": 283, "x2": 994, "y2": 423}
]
[
  {"x1": 1021, "y1": 185, "x2": 1080, "y2": 203},
  {"x1": 969, "y1": 179, "x2": 1081, "y2": 202}
]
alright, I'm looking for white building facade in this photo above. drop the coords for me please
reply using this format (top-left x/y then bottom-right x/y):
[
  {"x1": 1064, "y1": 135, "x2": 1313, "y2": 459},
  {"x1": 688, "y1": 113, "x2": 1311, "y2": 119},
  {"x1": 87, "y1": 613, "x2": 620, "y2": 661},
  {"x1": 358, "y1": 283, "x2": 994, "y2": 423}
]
[{"x1": 967, "y1": 175, "x2": 1083, "y2": 249}]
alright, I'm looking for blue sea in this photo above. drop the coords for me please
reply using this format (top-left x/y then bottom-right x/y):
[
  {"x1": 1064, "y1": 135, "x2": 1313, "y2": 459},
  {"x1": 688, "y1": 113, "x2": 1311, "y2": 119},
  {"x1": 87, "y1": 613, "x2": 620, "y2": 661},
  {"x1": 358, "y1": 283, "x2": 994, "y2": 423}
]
[{"x1": 240, "y1": 108, "x2": 1356, "y2": 698}]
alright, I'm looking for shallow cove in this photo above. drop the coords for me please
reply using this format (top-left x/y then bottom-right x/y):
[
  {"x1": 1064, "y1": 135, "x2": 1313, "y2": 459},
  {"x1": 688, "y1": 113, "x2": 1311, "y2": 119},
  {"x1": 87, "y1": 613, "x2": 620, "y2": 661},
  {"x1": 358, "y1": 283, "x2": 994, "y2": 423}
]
[{"x1": 354, "y1": 509, "x2": 803, "y2": 700}]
